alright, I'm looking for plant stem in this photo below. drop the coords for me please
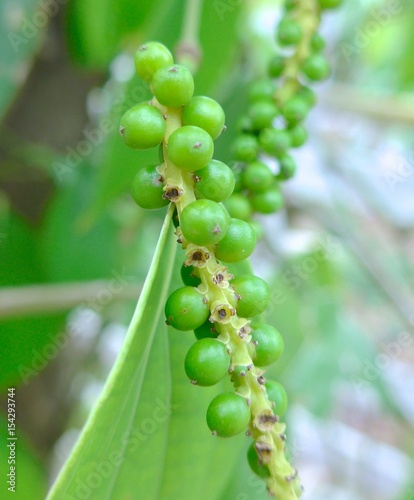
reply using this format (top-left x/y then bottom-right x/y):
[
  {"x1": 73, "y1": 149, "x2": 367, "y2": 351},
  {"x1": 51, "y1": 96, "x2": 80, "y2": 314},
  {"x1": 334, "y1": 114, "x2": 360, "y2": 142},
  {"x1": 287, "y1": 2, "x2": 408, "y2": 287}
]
[
  {"x1": 0, "y1": 281, "x2": 141, "y2": 319},
  {"x1": 175, "y1": 0, "x2": 203, "y2": 74}
]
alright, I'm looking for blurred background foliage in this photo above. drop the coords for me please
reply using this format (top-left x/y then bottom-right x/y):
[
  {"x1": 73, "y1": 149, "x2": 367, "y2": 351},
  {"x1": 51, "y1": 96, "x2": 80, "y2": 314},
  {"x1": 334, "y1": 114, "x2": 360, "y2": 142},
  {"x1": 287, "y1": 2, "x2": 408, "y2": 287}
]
[{"x1": 0, "y1": 0, "x2": 414, "y2": 498}]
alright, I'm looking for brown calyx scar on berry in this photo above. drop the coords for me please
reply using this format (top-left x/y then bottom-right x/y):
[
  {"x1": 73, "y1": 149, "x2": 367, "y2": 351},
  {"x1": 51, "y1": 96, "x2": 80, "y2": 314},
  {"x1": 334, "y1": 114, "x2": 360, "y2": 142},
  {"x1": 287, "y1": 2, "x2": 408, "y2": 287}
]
[
  {"x1": 254, "y1": 410, "x2": 279, "y2": 431},
  {"x1": 212, "y1": 266, "x2": 233, "y2": 288},
  {"x1": 210, "y1": 303, "x2": 236, "y2": 324},
  {"x1": 163, "y1": 185, "x2": 183, "y2": 202},
  {"x1": 185, "y1": 246, "x2": 211, "y2": 268},
  {"x1": 254, "y1": 440, "x2": 273, "y2": 463}
]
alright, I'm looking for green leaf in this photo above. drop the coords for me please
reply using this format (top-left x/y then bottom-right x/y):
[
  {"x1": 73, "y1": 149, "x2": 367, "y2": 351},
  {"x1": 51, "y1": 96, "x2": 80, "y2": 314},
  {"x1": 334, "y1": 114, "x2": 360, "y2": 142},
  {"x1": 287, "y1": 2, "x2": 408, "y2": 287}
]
[
  {"x1": 0, "y1": 0, "x2": 46, "y2": 119},
  {"x1": 47, "y1": 206, "x2": 177, "y2": 499},
  {"x1": 0, "y1": 416, "x2": 46, "y2": 499}
]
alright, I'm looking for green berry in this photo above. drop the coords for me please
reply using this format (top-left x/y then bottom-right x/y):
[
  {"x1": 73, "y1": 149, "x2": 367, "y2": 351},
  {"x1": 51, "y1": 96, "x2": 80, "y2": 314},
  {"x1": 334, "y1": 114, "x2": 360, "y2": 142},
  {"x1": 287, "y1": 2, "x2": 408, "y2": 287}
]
[
  {"x1": 247, "y1": 443, "x2": 270, "y2": 478},
  {"x1": 165, "y1": 286, "x2": 209, "y2": 331},
  {"x1": 310, "y1": 33, "x2": 326, "y2": 52},
  {"x1": 130, "y1": 165, "x2": 169, "y2": 210},
  {"x1": 152, "y1": 64, "x2": 194, "y2": 107},
  {"x1": 248, "y1": 100, "x2": 279, "y2": 131},
  {"x1": 223, "y1": 193, "x2": 253, "y2": 221},
  {"x1": 194, "y1": 160, "x2": 235, "y2": 202},
  {"x1": 232, "y1": 134, "x2": 259, "y2": 162},
  {"x1": 319, "y1": 0, "x2": 342, "y2": 8},
  {"x1": 232, "y1": 275, "x2": 270, "y2": 318},
  {"x1": 215, "y1": 218, "x2": 256, "y2": 263},
  {"x1": 282, "y1": 97, "x2": 309, "y2": 124},
  {"x1": 268, "y1": 55, "x2": 285, "y2": 78},
  {"x1": 251, "y1": 324, "x2": 284, "y2": 367},
  {"x1": 206, "y1": 392, "x2": 250, "y2": 437},
  {"x1": 277, "y1": 154, "x2": 297, "y2": 180},
  {"x1": 265, "y1": 380, "x2": 288, "y2": 416},
  {"x1": 288, "y1": 123, "x2": 308, "y2": 147},
  {"x1": 180, "y1": 199, "x2": 229, "y2": 246},
  {"x1": 251, "y1": 186, "x2": 284, "y2": 214},
  {"x1": 184, "y1": 339, "x2": 229, "y2": 386},
  {"x1": 134, "y1": 42, "x2": 174, "y2": 82},
  {"x1": 301, "y1": 54, "x2": 330, "y2": 81},
  {"x1": 182, "y1": 96, "x2": 225, "y2": 139},
  {"x1": 119, "y1": 103, "x2": 166, "y2": 149},
  {"x1": 168, "y1": 126, "x2": 214, "y2": 171},
  {"x1": 180, "y1": 264, "x2": 201, "y2": 287},
  {"x1": 297, "y1": 86, "x2": 317, "y2": 107},
  {"x1": 248, "y1": 80, "x2": 275, "y2": 103},
  {"x1": 237, "y1": 116, "x2": 253, "y2": 134},
  {"x1": 277, "y1": 18, "x2": 302, "y2": 46},
  {"x1": 242, "y1": 161, "x2": 274, "y2": 193},
  {"x1": 259, "y1": 128, "x2": 291, "y2": 156},
  {"x1": 194, "y1": 320, "x2": 218, "y2": 340}
]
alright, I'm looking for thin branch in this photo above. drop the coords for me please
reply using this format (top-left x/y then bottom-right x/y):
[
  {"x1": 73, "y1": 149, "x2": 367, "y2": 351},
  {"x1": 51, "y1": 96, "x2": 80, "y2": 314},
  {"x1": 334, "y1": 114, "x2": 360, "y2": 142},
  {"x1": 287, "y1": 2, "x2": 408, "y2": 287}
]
[
  {"x1": 175, "y1": 0, "x2": 204, "y2": 73},
  {"x1": 0, "y1": 281, "x2": 141, "y2": 320}
]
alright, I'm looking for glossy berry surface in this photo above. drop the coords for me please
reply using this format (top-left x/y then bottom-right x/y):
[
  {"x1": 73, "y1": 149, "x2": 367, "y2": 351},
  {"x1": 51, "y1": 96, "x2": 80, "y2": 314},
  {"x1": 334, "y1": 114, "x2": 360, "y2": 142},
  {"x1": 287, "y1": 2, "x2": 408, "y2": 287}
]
[
  {"x1": 248, "y1": 100, "x2": 279, "y2": 131},
  {"x1": 251, "y1": 324, "x2": 284, "y2": 367},
  {"x1": 152, "y1": 64, "x2": 194, "y2": 107},
  {"x1": 130, "y1": 165, "x2": 169, "y2": 209},
  {"x1": 168, "y1": 125, "x2": 214, "y2": 171},
  {"x1": 194, "y1": 320, "x2": 218, "y2": 340},
  {"x1": 301, "y1": 54, "x2": 330, "y2": 81},
  {"x1": 250, "y1": 186, "x2": 284, "y2": 214},
  {"x1": 182, "y1": 96, "x2": 225, "y2": 139},
  {"x1": 248, "y1": 80, "x2": 275, "y2": 102},
  {"x1": 288, "y1": 123, "x2": 308, "y2": 147},
  {"x1": 268, "y1": 55, "x2": 285, "y2": 78},
  {"x1": 310, "y1": 33, "x2": 326, "y2": 52},
  {"x1": 180, "y1": 199, "x2": 229, "y2": 246},
  {"x1": 282, "y1": 97, "x2": 309, "y2": 124},
  {"x1": 232, "y1": 134, "x2": 259, "y2": 162},
  {"x1": 223, "y1": 193, "x2": 253, "y2": 221},
  {"x1": 134, "y1": 42, "x2": 174, "y2": 82},
  {"x1": 242, "y1": 161, "x2": 274, "y2": 193},
  {"x1": 184, "y1": 338, "x2": 230, "y2": 386},
  {"x1": 206, "y1": 392, "x2": 250, "y2": 437},
  {"x1": 259, "y1": 128, "x2": 291, "y2": 156},
  {"x1": 165, "y1": 286, "x2": 209, "y2": 331},
  {"x1": 265, "y1": 380, "x2": 288, "y2": 416},
  {"x1": 277, "y1": 18, "x2": 302, "y2": 46},
  {"x1": 119, "y1": 103, "x2": 166, "y2": 149},
  {"x1": 215, "y1": 218, "x2": 256, "y2": 263},
  {"x1": 277, "y1": 154, "x2": 297, "y2": 180},
  {"x1": 247, "y1": 443, "x2": 270, "y2": 478},
  {"x1": 180, "y1": 264, "x2": 201, "y2": 287},
  {"x1": 232, "y1": 275, "x2": 270, "y2": 318},
  {"x1": 194, "y1": 160, "x2": 235, "y2": 202}
]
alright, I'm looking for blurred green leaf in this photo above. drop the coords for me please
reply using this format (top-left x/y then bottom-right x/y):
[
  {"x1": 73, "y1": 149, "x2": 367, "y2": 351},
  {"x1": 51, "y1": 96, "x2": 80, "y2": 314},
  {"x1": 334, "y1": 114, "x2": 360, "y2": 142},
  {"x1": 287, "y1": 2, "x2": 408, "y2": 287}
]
[{"x1": 0, "y1": 0, "x2": 45, "y2": 119}]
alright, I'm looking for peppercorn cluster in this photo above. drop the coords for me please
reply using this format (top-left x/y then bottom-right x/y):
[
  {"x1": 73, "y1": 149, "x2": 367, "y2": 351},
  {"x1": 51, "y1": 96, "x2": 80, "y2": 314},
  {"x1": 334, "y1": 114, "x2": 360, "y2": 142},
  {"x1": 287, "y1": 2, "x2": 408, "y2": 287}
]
[
  {"x1": 224, "y1": 0, "x2": 343, "y2": 225},
  {"x1": 119, "y1": 40, "x2": 302, "y2": 497}
]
